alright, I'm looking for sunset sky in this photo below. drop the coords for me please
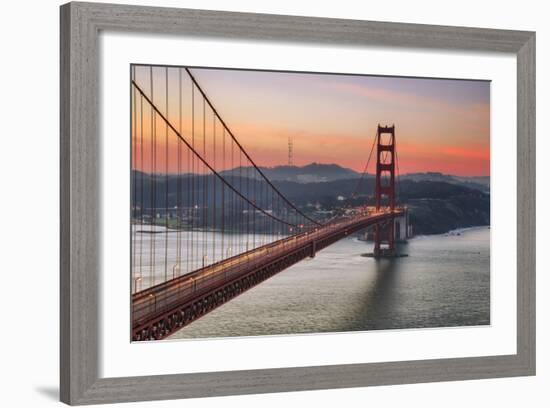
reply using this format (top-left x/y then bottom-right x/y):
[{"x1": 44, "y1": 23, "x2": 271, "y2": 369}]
[{"x1": 132, "y1": 66, "x2": 490, "y2": 177}]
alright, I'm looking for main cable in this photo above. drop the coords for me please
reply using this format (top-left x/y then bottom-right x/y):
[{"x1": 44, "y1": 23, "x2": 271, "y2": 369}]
[
  {"x1": 132, "y1": 80, "x2": 306, "y2": 229},
  {"x1": 185, "y1": 68, "x2": 322, "y2": 227}
]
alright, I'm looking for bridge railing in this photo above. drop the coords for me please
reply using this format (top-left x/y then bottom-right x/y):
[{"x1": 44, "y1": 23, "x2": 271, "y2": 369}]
[
  {"x1": 132, "y1": 209, "x2": 405, "y2": 326},
  {"x1": 132, "y1": 227, "x2": 322, "y2": 323}
]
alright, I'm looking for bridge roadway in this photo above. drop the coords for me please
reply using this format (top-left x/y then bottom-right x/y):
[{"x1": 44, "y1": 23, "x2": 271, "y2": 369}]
[{"x1": 132, "y1": 208, "x2": 404, "y2": 341}]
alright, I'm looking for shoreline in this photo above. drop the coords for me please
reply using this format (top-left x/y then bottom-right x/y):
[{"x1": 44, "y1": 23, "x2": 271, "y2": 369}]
[{"x1": 411, "y1": 225, "x2": 490, "y2": 240}]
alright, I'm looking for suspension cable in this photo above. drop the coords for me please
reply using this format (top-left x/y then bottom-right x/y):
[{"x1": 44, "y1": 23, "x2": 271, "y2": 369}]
[
  {"x1": 132, "y1": 80, "x2": 305, "y2": 229},
  {"x1": 394, "y1": 133, "x2": 402, "y2": 204},
  {"x1": 184, "y1": 68, "x2": 322, "y2": 227},
  {"x1": 350, "y1": 129, "x2": 378, "y2": 199}
]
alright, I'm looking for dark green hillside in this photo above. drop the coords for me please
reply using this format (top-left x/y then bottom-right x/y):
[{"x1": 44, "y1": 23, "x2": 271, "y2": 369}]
[{"x1": 131, "y1": 170, "x2": 489, "y2": 236}]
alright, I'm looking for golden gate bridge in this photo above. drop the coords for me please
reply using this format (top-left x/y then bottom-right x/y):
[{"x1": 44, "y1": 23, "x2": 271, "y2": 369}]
[{"x1": 130, "y1": 66, "x2": 409, "y2": 341}]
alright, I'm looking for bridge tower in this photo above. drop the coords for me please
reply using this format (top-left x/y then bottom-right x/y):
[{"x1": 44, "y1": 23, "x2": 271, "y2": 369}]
[{"x1": 374, "y1": 124, "x2": 396, "y2": 257}]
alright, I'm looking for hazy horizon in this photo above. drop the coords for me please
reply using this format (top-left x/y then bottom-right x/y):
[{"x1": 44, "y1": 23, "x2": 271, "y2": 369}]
[
  {"x1": 132, "y1": 66, "x2": 490, "y2": 177},
  {"x1": 131, "y1": 161, "x2": 489, "y2": 179}
]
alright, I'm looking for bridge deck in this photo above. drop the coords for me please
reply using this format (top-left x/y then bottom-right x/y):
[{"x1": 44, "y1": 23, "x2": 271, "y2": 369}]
[{"x1": 132, "y1": 209, "x2": 403, "y2": 340}]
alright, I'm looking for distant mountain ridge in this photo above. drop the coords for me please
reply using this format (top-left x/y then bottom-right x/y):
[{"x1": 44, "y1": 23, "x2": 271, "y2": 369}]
[
  {"x1": 135, "y1": 164, "x2": 489, "y2": 192},
  {"x1": 400, "y1": 172, "x2": 490, "y2": 192},
  {"x1": 219, "y1": 164, "x2": 489, "y2": 191},
  {"x1": 134, "y1": 164, "x2": 489, "y2": 191},
  {"x1": 220, "y1": 162, "x2": 360, "y2": 183},
  {"x1": 131, "y1": 169, "x2": 490, "y2": 235}
]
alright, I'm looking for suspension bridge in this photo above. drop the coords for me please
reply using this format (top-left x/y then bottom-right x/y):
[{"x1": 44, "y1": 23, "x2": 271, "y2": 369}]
[{"x1": 130, "y1": 66, "x2": 409, "y2": 341}]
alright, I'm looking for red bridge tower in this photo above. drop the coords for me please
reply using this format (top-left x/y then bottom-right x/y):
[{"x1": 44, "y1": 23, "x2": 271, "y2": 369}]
[{"x1": 374, "y1": 124, "x2": 396, "y2": 257}]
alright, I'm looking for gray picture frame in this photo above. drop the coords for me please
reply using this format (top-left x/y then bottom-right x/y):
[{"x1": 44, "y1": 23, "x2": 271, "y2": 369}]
[{"x1": 60, "y1": 2, "x2": 536, "y2": 405}]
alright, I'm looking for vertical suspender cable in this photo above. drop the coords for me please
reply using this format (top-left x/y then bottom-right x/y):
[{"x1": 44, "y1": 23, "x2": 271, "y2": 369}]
[
  {"x1": 139, "y1": 93, "x2": 144, "y2": 290},
  {"x1": 164, "y1": 67, "x2": 169, "y2": 282},
  {"x1": 149, "y1": 66, "x2": 155, "y2": 288},
  {"x1": 191, "y1": 83, "x2": 195, "y2": 274},
  {"x1": 203, "y1": 99, "x2": 207, "y2": 268},
  {"x1": 221, "y1": 127, "x2": 225, "y2": 263},
  {"x1": 186, "y1": 72, "x2": 191, "y2": 275},
  {"x1": 177, "y1": 68, "x2": 182, "y2": 278},
  {"x1": 213, "y1": 114, "x2": 217, "y2": 264},
  {"x1": 131, "y1": 67, "x2": 137, "y2": 293}
]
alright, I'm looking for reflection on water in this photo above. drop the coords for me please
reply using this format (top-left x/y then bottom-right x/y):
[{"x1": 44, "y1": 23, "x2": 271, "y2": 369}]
[{"x1": 168, "y1": 227, "x2": 490, "y2": 339}]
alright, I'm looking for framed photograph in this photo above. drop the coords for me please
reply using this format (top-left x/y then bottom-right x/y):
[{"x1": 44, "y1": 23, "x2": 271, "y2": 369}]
[{"x1": 60, "y1": 2, "x2": 535, "y2": 405}]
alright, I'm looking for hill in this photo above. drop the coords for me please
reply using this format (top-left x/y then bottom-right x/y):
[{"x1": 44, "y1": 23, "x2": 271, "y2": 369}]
[
  {"x1": 131, "y1": 170, "x2": 490, "y2": 236},
  {"x1": 220, "y1": 163, "x2": 360, "y2": 183}
]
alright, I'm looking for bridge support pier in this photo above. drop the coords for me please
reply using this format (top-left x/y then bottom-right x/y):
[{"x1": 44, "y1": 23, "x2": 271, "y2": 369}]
[
  {"x1": 374, "y1": 218, "x2": 395, "y2": 257},
  {"x1": 310, "y1": 240, "x2": 317, "y2": 258},
  {"x1": 370, "y1": 211, "x2": 409, "y2": 258}
]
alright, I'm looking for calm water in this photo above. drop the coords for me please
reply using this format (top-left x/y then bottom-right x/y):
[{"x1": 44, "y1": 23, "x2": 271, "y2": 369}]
[
  {"x1": 131, "y1": 226, "x2": 286, "y2": 292},
  {"x1": 166, "y1": 226, "x2": 490, "y2": 339}
]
